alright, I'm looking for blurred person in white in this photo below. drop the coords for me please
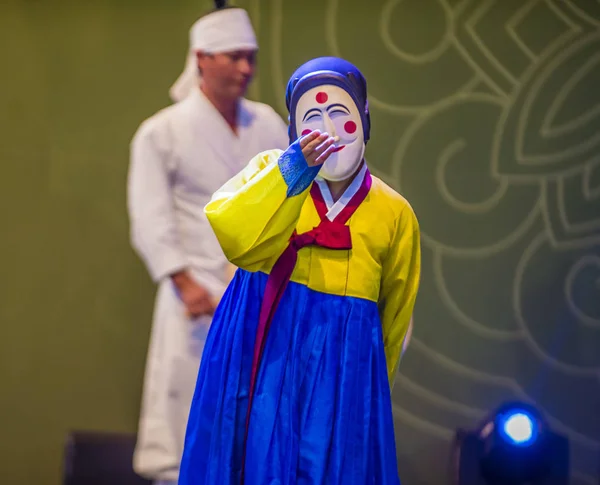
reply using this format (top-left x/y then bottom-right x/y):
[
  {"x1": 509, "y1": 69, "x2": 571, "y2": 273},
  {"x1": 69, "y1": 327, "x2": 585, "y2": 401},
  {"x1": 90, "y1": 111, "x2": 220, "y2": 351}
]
[{"x1": 126, "y1": 5, "x2": 289, "y2": 484}]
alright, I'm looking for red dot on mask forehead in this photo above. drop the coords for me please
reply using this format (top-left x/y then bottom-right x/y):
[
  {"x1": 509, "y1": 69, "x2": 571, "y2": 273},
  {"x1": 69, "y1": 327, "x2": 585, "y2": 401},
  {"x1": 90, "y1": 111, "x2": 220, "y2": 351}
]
[
  {"x1": 344, "y1": 121, "x2": 357, "y2": 134},
  {"x1": 315, "y1": 92, "x2": 328, "y2": 104}
]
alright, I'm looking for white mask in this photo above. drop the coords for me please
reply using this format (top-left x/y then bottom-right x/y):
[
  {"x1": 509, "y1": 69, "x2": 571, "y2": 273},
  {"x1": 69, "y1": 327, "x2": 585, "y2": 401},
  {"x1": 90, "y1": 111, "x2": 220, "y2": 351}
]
[{"x1": 294, "y1": 85, "x2": 365, "y2": 182}]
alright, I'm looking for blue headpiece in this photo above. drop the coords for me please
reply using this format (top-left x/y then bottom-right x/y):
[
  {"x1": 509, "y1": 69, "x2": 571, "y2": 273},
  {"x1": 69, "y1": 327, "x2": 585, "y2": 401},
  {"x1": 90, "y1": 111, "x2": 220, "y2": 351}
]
[{"x1": 285, "y1": 57, "x2": 371, "y2": 145}]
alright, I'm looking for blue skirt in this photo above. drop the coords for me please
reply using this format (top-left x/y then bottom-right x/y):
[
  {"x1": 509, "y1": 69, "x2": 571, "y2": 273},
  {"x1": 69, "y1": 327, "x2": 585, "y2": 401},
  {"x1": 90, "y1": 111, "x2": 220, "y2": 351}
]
[{"x1": 179, "y1": 269, "x2": 400, "y2": 485}]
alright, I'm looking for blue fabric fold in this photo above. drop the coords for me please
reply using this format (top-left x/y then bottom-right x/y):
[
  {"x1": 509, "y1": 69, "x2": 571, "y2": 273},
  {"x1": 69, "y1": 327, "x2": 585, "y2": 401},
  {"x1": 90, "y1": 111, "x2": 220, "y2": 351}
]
[{"x1": 179, "y1": 269, "x2": 401, "y2": 485}]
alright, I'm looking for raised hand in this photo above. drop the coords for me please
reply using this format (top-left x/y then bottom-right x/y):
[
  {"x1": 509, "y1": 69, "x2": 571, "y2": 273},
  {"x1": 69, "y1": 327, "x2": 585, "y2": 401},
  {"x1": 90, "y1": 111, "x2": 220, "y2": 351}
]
[{"x1": 299, "y1": 130, "x2": 338, "y2": 167}]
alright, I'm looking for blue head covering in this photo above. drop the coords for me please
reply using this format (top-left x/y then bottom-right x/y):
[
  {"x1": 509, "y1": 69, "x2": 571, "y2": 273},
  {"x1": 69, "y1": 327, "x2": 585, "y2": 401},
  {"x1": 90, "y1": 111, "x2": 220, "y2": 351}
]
[{"x1": 285, "y1": 57, "x2": 371, "y2": 145}]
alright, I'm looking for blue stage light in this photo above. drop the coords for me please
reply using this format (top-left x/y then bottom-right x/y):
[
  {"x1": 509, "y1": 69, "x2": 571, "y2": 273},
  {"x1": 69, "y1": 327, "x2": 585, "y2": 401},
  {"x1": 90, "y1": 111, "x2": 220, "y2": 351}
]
[
  {"x1": 450, "y1": 402, "x2": 569, "y2": 485},
  {"x1": 498, "y1": 410, "x2": 537, "y2": 446}
]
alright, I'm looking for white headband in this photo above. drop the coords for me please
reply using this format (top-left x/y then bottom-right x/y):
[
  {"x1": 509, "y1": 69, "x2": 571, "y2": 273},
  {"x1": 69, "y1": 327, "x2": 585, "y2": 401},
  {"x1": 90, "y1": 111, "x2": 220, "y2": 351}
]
[{"x1": 169, "y1": 8, "x2": 258, "y2": 102}]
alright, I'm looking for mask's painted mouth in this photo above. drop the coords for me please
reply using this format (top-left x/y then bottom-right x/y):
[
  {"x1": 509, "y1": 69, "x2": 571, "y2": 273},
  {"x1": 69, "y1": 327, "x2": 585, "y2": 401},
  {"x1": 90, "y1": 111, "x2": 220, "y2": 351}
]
[{"x1": 333, "y1": 145, "x2": 345, "y2": 153}]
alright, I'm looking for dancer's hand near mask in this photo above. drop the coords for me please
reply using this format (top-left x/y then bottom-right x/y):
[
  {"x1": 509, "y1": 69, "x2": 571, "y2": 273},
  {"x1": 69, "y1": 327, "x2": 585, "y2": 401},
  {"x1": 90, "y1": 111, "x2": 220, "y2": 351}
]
[{"x1": 300, "y1": 130, "x2": 338, "y2": 167}]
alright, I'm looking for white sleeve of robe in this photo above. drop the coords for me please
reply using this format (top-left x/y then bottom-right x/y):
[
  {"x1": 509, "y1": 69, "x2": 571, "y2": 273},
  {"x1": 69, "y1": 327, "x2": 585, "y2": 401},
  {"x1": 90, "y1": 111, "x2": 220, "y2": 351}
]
[{"x1": 127, "y1": 120, "x2": 188, "y2": 283}]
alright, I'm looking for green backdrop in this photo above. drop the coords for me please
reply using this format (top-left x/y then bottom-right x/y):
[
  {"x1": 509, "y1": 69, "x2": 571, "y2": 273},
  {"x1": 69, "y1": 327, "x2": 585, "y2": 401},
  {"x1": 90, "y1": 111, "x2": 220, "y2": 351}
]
[{"x1": 1, "y1": 0, "x2": 599, "y2": 483}]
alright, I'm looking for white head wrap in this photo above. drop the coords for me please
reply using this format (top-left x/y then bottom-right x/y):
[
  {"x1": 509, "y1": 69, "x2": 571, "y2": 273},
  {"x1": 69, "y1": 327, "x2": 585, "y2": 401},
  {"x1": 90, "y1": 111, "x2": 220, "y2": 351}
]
[{"x1": 169, "y1": 8, "x2": 258, "y2": 102}]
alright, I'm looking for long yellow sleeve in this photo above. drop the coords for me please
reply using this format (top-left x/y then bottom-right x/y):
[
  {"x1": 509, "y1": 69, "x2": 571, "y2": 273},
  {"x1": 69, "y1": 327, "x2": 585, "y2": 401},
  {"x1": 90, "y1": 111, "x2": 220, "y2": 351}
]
[
  {"x1": 378, "y1": 203, "x2": 421, "y2": 389},
  {"x1": 204, "y1": 148, "x2": 318, "y2": 271}
]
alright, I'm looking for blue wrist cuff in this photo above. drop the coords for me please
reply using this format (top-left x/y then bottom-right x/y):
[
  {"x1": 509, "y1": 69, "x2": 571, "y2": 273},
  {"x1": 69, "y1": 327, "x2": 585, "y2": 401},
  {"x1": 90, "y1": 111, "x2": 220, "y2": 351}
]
[{"x1": 278, "y1": 139, "x2": 322, "y2": 197}]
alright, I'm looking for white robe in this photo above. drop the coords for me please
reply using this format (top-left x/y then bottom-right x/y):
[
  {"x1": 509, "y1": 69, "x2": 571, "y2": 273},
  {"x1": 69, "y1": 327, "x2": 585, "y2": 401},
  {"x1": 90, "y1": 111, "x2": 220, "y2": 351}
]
[{"x1": 127, "y1": 87, "x2": 289, "y2": 481}]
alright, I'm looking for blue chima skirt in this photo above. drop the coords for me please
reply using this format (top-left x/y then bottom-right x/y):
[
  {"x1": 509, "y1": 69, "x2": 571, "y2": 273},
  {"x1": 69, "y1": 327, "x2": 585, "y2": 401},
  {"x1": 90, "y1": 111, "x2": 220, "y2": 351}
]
[{"x1": 178, "y1": 269, "x2": 400, "y2": 485}]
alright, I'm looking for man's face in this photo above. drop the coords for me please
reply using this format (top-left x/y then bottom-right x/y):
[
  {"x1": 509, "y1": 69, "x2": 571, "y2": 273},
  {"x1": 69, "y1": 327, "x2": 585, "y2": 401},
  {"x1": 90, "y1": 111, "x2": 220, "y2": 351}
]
[
  {"x1": 197, "y1": 49, "x2": 257, "y2": 100},
  {"x1": 294, "y1": 84, "x2": 365, "y2": 181}
]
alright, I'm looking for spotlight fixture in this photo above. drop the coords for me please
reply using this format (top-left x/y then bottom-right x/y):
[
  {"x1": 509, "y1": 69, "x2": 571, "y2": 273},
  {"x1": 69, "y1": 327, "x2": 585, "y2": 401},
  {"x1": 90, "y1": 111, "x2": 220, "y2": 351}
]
[{"x1": 450, "y1": 401, "x2": 569, "y2": 485}]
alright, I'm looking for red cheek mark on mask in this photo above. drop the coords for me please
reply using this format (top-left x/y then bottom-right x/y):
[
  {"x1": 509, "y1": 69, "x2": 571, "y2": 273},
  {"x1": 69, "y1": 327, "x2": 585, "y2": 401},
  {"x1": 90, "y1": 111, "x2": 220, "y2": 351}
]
[
  {"x1": 315, "y1": 92, "x2": 328, "y2": 104},
  {"x1": 301, "y1": 129, "x2": 311, "y2": 136},
  {"x1": 344, "y1": 121, "x2": 357, "y2": 134}
]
